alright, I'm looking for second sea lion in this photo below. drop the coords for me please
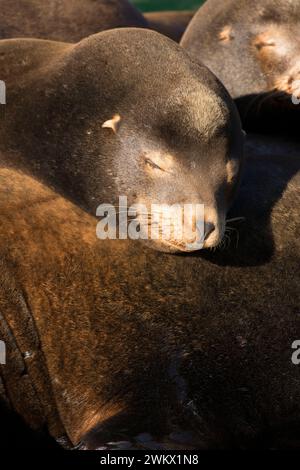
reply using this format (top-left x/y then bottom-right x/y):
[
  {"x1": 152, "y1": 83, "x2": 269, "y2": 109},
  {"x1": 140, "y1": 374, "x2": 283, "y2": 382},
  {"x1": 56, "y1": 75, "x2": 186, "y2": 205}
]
[
  {"x1": 181, "y1": 0, "x2": 300, "y2": 134},
  {"x1": 0, "y1": 0, "x2": 147, "y2": 42}
]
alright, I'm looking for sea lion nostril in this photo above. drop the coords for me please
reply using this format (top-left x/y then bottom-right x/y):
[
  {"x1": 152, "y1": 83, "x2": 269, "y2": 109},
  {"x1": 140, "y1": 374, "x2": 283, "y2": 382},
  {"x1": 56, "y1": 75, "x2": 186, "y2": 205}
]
[{"x1": 204, "y1": 222, "x2": 215, "y2": 241}]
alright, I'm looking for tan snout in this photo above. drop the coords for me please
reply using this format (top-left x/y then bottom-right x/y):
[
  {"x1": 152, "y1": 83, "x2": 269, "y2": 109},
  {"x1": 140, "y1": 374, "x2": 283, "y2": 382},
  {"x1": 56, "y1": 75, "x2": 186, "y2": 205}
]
[
  {"x1": 275, "y1": 63, "x2": 300, "y2": 100},
  {"x1": 137, "y1": 203, "x2": 225, "y2": 253}
]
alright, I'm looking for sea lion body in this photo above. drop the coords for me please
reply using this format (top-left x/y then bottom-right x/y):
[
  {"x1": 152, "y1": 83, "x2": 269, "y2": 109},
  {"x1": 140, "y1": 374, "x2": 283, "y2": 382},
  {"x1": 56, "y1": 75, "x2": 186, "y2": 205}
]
[
  {"x1": 0, "y1": 0, "x2": 147, "y2": 42},
  {"x1": 0, "y1": 136, "x2": 300, "y2": 449},
  {"x1": 0, "y1": 0, "x2": 195, "y2": 44},
  {"x1": 181, "y1": 0, "x2": 300, "y2": 133},
  {"x1": 144, "y1": 11, "x2": 195, "y2": 42},
  {"x1": 0, "y1": 29, "x2": 244, "y2": 253}
]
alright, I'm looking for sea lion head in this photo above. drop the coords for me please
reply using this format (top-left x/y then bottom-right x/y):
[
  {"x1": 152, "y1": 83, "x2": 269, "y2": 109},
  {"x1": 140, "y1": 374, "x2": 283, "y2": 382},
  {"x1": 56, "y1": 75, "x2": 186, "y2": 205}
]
[
  {"x1": 0, "y1": 29, "x2": 244, "y2": 253},
  {"x1": 99, "y1": 84, "x2": 244, "y2": 253},
  {"x1": 79, "y1": 30, "x2": 244, "y2": 252},
  {"x1": 181, "y1": 0, "x2": 300, "y2": 132}
]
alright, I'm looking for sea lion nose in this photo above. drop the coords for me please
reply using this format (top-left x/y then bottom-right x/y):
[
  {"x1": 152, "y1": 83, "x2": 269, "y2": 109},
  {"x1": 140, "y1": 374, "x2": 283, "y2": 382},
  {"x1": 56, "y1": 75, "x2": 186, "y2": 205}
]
[{"x1": 204, "y1": 222, "x2": 215, "y2": 241}]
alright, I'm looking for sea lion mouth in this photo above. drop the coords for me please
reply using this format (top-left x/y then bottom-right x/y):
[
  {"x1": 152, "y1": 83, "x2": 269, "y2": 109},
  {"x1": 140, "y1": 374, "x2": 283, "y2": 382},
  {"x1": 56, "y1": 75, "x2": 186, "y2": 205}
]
[
  {"x1": 129, "y1": 201, "x2": 224, "y2": 253},
  {"x1": 146, "y1": 223, "x2": 224, "y2": 254},
  {"x1": 136, "y1": 218, "x2": 223, "y2": 253},
  {"x1": 154, "y1": 239, "x2": 204, "y2": 253}
]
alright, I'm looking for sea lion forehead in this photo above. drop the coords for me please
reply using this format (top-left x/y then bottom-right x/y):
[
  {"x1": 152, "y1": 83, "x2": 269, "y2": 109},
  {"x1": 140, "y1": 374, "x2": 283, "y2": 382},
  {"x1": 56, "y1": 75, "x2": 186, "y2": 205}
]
[
  {"x1": 258, "y1": 0, "x2": 300, "y2": 22},
  {"x1": 168, "y1": 83, "x2": 230, "y2": 139},
  {"x1": 77, "y1": 27, "x2": 199, "y2": 73}
]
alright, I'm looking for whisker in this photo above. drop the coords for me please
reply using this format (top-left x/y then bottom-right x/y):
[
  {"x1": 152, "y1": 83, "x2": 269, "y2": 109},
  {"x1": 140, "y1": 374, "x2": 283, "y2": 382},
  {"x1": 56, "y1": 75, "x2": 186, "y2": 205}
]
[
  {"x1": 226, "y1": 226, "x2": 240, "y2": 248},
  {"x1": 235, "y1": 230, "x2": 240, "y2": 249},
  {"x1": 226, "y1": 217, "x2": 245, "y2": 223}
]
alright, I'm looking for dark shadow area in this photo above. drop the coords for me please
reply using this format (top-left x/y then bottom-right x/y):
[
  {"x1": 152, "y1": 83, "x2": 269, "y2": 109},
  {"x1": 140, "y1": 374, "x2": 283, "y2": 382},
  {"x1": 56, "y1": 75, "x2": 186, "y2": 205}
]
[
  {"x1": 178, "y1": 135, "x2": 300, "y2": 267},
  {"x1": 0, "y1": 399, "x2": 62, "y2": 449},
  {"x1": 236, "y1": 92, "x2": 300, "y2": 137}
]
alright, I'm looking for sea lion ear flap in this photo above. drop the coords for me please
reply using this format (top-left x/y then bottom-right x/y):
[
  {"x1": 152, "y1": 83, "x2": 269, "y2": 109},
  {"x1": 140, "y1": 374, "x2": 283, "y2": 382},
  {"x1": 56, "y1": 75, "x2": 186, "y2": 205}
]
[{"x1": 102, "y1": 114, "x2": 121, "y2": 134}]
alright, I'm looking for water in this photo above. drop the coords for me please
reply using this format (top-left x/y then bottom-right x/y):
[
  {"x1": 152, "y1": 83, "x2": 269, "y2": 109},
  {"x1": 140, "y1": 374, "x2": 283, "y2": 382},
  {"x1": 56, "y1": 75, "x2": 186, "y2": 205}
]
[{"x1": 132, "y1": 0, "x2": 205, "y2": 13}]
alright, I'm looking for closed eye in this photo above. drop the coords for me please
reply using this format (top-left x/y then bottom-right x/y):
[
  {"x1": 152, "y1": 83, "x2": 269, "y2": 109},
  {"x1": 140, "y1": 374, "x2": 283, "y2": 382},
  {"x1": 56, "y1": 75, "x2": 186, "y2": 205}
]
[
  {"x1": 254, "y1": 40, "x2": 276, "y2": 51},
  {"x1": 145, "y1": 157, "x2": 165, "y2": 171}
]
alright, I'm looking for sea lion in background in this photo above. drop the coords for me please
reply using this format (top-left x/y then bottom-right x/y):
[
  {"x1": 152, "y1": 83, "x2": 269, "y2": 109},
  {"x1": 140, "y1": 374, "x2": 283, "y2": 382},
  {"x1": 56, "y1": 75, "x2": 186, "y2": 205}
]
[
  {"x1": 0, "y1": 28, "x2": 244, "y2": 253},
  {"x1": 144, "y1": 11, "x2": 195, "y2": 42},
  {"x1": 0, "y1": 135, "x2": 300, "y2": 449},
  {"x1": 0, "y1": 0, "x2": 147, "y2": 42},
  {"x1": 0, "y1": 0, "x2": 194, "y2": 44},
  {"x1": 181, "y1": 0, "x2": 300, "y2": 134}
]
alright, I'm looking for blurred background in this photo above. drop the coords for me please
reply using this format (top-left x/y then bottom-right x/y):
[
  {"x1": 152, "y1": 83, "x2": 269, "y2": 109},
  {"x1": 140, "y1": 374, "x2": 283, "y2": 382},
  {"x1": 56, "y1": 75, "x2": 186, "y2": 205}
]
[{"x1": 132, "y1": 0, "x2": 204, "y2": 12}]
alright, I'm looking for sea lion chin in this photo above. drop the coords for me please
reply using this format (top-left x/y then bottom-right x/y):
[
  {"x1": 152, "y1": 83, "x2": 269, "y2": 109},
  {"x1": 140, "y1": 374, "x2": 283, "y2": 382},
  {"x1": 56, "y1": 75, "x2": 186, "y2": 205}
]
[
  {"x1": 0, "y1": 28, "x2": 244, "y2": 253},
  {"x1": 181, "y1": 0, "x2": 300, "y2": 134}
]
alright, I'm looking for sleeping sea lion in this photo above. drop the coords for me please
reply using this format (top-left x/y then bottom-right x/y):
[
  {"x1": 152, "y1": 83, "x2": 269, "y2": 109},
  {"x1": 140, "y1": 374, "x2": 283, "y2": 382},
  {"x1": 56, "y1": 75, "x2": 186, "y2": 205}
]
[
  {"x1": 181, "y1": 0, "x2": 300, "y2": 134},
  {"x1": 0, "y1": 135, "x2": 300, "y2": 449},
  {"x1": 0, "y1": 28, "x2": 244, "y2": 253},
  {"x1": 0, "y1": 0, "x2": 147, "y2": 42},
  {"x1": 0, "y1": 0, "x2": 196, "y2": 44}
]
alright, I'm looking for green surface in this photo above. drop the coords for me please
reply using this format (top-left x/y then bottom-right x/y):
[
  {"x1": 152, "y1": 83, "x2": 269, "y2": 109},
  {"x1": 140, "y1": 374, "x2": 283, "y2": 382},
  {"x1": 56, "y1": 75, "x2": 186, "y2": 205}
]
[{"x1": 132, "y1": 0, "x2": 204, "y2": 13}]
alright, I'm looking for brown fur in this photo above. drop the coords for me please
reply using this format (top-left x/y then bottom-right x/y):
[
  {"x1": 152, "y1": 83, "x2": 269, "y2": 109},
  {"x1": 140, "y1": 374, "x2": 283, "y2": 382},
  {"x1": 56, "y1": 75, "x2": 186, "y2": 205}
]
[
  {"x1": 0, "y1": 1, "x2": 194, "y2": 44},
  {"x1": 1, "y1": 135, "x2": 300, "y2": 449},
  {"x1": 0, "y1": 0, "x2": 147, "y2": 42}
]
